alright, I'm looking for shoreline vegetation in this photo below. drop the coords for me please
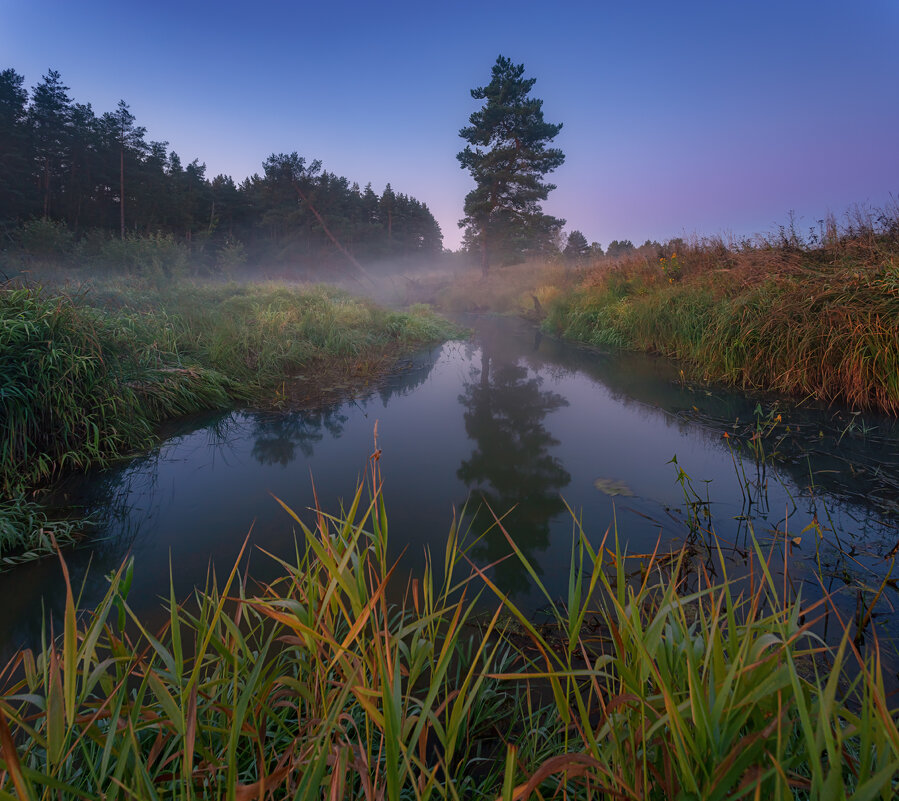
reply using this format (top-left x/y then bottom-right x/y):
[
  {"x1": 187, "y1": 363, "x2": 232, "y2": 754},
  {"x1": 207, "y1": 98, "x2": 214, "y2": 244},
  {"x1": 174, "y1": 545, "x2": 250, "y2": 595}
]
[
  {"x1": 0, "y1": 275, "x2": 460, "y2": 562},
  {"x1": 435, "y1": 206, "x2": 899, "y2": 415},
  {"x1": 1, "y1": 457, "x2": 897, "y2": 799}
]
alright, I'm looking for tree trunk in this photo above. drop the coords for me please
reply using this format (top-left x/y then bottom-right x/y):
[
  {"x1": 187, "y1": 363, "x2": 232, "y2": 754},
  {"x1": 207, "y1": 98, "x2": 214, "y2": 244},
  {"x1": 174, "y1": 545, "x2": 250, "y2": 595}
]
[
  {"x1": 119, "y1": 146, "x2": 125, "y2": 238},
  {"x1": 291, "y1": 179, "x2": 375, "y2": 285},
  {"x1": 42, "y1": 158, "x2": 50, "y2": 218}
]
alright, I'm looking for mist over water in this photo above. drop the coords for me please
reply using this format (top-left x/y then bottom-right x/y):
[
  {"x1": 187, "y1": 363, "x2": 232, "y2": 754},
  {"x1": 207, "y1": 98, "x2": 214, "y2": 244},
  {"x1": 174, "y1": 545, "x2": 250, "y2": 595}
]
[{"x1": 2, "y1": 315, "x2": 896, "y2": 665}]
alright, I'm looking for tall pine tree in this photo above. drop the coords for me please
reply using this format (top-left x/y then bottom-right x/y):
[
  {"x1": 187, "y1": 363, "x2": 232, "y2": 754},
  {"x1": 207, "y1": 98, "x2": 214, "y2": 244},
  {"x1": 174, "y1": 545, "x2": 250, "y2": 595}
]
[
  {"x1": 457, "y1": 55, "x2": 565, "y2": 275},
  {"x1": 0, "y1": 69, "x2": 32, "y2": 221},
  {"x1": 28, "y1": 69, "x2": 72, "y2": 219}
]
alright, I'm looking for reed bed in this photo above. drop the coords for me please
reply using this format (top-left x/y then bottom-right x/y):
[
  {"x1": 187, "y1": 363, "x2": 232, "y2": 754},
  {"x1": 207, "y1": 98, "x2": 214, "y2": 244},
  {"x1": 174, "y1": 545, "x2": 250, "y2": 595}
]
[
  {"x1": 543, "y1": 213, "x2": 899, "y2": 413},
  {"x1": 1, "y1": 451, "x2": 897, "y2": 799}
]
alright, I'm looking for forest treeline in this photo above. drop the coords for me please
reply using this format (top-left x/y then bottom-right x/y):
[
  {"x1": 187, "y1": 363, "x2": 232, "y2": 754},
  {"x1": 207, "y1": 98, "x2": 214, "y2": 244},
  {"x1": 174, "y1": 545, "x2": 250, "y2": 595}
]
[{"x1": 0, "y1": 68, "x2": 443, "y2": 272}]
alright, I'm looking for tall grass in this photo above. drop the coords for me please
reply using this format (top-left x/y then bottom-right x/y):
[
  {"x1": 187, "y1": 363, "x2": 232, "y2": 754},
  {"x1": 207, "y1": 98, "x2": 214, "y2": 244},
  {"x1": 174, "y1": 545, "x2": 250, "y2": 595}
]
[
  {"x1": 2, "y1": 453, "x2": 897, "y2": 799},
  {"x1": 543, "y1": 209, "x2": 899, "y2": 413},
  {"x1": 0, "y1": 285, "x2": 229, "y2": 497},
  {"x1": 0, "y1": 454, "x2": 515, "y2": 799},
  {"x1": 482, "y1": 512, "x2": 899, "y2": 799}
]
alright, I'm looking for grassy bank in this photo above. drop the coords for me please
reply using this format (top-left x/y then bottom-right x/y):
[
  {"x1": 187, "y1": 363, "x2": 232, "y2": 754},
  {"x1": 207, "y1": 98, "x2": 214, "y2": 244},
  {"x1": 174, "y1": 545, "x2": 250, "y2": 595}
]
[
  {"x1": 434, "y1": 210, "x2": 899, "y2": 414},
  {"x1": 546, "y1": 217, "x2": 899, "y2": 414},
  {"x1": 1, "y1": 457, "x2": 897, "y2": 799},
  {"x1": 0, "y1": 278, "x2": 458, "y2": 558}
]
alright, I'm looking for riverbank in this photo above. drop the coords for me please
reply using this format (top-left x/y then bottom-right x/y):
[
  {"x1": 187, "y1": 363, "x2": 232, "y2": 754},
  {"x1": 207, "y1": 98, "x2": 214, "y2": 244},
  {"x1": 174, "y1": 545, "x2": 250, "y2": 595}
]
[
  {"x1": 435, "y1": 213, "x2": 899, "y2": 414},
  {"x1": 1, "y1": 460, "x2": 896, "y2": 799},
  {"x1": 0, "y1": 278, "x2": 459, "y2": 559}
]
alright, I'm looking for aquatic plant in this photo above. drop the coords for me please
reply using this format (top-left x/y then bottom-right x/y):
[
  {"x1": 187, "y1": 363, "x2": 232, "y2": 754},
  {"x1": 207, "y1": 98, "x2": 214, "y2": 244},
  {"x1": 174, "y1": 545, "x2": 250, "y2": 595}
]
[{"x1": 0, "y1": 495, "x2": 82, "y2": 569}]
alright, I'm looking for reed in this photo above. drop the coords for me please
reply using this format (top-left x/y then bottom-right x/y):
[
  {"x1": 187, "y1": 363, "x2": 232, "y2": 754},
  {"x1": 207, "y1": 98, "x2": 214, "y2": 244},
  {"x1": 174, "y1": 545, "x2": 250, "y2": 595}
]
[
  {"x1": 1, "y1": 455, "x2": 896, "y2": 799},
  {"x1": 481, "y1": 509, "x2": 899, "y2": 799}
]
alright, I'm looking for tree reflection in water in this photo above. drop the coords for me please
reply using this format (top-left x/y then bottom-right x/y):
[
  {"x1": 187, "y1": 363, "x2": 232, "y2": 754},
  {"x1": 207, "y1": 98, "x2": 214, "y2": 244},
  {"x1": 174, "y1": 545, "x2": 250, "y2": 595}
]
[
  {"x1": 250, "y1": 408, "x2": 349, "y2": 466},
  {"x1": 249, "y1": 351, "x2": 441, "y2": 467},
  {"x1": 457, "y1": 329, "x2": 570, "y2": 596}
]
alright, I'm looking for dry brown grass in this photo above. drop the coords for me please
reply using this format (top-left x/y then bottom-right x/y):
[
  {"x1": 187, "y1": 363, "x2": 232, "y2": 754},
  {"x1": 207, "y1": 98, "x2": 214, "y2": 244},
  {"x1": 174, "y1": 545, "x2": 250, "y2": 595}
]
[{"x1": 543, "y1": 207, "x2": 899, "y2": 412}]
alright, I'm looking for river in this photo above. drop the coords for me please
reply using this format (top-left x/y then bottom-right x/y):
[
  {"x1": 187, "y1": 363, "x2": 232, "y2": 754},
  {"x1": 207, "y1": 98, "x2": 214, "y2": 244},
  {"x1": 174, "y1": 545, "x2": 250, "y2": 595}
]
[{"x1": 2, "y1": 314, "x2": 897, "y2": 664}]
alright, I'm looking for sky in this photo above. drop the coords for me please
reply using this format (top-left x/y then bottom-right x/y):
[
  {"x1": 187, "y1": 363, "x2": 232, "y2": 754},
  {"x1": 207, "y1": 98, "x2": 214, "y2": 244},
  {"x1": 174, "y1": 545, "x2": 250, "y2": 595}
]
[{"x1": 2, "y1": 0, "x2": 898, "y2": 250}]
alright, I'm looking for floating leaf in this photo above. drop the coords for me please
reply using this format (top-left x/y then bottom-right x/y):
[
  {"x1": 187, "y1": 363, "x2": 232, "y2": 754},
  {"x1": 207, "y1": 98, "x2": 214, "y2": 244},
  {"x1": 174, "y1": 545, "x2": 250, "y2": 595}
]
[{"x1": 593, "y1": 478, "x2": 635, "y2": 497}]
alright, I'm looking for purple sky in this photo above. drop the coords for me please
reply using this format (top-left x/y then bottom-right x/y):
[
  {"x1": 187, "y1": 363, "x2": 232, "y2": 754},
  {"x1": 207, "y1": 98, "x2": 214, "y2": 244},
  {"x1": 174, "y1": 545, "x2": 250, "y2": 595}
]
[{"x1": 3, "y1": 0, "x2": 897, "y2": 250}]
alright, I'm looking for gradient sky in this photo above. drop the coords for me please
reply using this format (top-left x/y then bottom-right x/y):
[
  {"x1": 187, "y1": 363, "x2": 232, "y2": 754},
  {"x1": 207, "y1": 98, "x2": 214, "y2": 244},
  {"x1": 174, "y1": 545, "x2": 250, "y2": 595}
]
[{"x1": 3, "y1": 0, "x2": 897, "y2": 250}]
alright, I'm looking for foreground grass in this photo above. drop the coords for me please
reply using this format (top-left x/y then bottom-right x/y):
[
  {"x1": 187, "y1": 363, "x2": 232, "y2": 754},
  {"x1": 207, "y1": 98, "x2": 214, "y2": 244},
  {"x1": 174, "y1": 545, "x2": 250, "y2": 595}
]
[
  {"x1": 0, "y1": 278, "x2": 458, "y2": 557},
  {"x1": 1, "y1": 454, "x2": 897, "y2": 799}
]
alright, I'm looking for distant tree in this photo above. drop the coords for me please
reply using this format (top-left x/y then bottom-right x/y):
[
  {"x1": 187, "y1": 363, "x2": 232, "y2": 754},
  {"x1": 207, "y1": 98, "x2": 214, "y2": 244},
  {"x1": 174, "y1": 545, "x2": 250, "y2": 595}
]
[
  {"x1": 262, "y1": 151, "x2": 372, "y2": 279},
  {"x1": 210, "y1": 173, "x2": 241, "y2": 238},
  {"x1": 62, "y1": 102, "x2": 100, "y2": 229},
  {"x1": 183, "y1": 158, "x2": 211, "y2": 243},
  {"x1": 589, "y1": 241, "x2": 604, "y2": 257},
  {"x1": 380, "y1": 183, "x2": 396, "y2": 250},
  {"x1": 563, "y1": 230, "x2": 589, "y2": 261},
  {"x1": 457, "y1": 55, "x2": 565, "y2": 275},
  {"x1": 666, "y1": 237, "x2": 686, "y2": 256},
  {"x1": 606, "y1": 239, "x2": 635, "y2": 258},
  {"x1": 138, "y1": 140, "x2": 172, "y2": 231},
  {"x1": 108, "y1": 100, "x2": 146, "y2": 237},
  {"x1": 361, "y1": 182, "x2": 379, "y2": 224}
]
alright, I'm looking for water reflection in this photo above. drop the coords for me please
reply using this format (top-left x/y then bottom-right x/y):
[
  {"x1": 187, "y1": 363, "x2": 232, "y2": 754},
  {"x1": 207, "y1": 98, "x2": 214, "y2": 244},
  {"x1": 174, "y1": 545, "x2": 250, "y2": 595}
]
[
  {"x1": 1, "y1": 315, "x2": 896, "y2": 668},
  {"x1": 522, "y1": 330, "x2": 899, "y2": 539},
  {"x1": 457, "y1": 324, "x2": 570, "y2": 593},
  {"x1": 250, "y1": 408, "x2": 349, "y2": 465}
]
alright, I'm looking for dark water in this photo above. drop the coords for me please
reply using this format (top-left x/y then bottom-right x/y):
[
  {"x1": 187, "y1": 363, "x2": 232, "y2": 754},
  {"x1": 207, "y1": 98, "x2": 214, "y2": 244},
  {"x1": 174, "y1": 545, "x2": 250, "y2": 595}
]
[{"x1": 3, "y1": 315, "x2": 898, "y2": 662}]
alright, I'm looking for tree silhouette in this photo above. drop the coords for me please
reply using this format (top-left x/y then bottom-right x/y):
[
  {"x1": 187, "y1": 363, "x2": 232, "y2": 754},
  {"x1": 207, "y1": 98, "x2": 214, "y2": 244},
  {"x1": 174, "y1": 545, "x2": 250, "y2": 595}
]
[{"x1": 458, "y1": 55, "x2": 565, "y2": 274}]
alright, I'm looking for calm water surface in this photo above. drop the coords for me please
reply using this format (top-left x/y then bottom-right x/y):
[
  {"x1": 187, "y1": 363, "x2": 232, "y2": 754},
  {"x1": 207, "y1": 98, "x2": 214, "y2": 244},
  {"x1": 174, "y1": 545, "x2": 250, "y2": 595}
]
[{"x1": 3, "y1": 315, "x2": 898, "y2": 662}]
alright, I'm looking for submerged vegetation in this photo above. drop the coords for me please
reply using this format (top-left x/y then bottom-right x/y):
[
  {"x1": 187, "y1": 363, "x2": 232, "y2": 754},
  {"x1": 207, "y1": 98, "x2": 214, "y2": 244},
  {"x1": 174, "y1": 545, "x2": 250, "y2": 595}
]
[
  {"x1": 0, "y1": 278, "x2": 457, "y2": 558},
  {"x1": 1, "y1": 456, "x2": 897, "y2": 799}
]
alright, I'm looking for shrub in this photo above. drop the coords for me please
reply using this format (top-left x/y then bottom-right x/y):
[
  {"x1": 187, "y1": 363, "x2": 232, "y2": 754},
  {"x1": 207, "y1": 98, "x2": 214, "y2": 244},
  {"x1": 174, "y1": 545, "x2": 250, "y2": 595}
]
[
  {"x1": 17, "y1": 218, "x2": 73, "y2": 258},
  {"x1": 98, "y1": 232, "x2": 189, "y2": 276}
]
